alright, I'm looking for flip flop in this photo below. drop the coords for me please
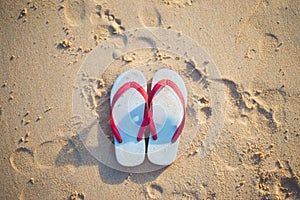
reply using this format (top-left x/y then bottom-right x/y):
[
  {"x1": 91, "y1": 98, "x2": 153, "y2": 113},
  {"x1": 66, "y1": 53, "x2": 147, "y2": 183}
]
[
  {"x1": 110, "y1": 69, "x2": 149, "y2": 167},
  {"x1": 147, "y1": 68, "x2": 187, "y2": 165}
]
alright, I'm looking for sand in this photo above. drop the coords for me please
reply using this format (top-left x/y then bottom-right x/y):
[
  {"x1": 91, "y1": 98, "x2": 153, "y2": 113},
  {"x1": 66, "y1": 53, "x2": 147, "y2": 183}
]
[{"x1": 0, "y1": 0, "x2": 300, "y2": 199}]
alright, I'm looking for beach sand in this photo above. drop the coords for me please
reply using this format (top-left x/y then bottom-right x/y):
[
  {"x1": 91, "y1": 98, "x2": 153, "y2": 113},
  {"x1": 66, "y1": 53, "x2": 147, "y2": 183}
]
[{"x1": 0, "y1": 0, "x2": 299, "y2": 199}]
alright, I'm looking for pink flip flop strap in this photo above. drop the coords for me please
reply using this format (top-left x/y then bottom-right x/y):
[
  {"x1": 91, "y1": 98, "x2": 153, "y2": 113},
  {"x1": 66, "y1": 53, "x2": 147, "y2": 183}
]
[
  {"x1": 148, "y1": 79, "x2": 186, "y2": 143},
  {"x1": 110, "y1": 82, "x2": 149, "y2": 143}
]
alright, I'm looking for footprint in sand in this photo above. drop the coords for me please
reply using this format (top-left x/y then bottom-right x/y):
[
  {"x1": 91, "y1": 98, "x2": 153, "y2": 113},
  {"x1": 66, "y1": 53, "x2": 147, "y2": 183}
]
[
  {"x1": 260, "y1": 33, "x2": 283, "y2": 53},
  {"x1": 34, "y1": 139, "x2": 82, "y2": 169},
  {"x1": 64, "y1": 0, "x2": 88, "y2": 26},
  {"x1": 10, "y1": 147, "x2": 36, "y2": 174},
  {"x1": 146, "y1": 183, "x2": 164, "y2": 199},
  {"x1": 138, "y1": 7, "x2": 163, "y2": 27},
  {"x1": 219, "y1": 78, "x2": 281, "y2": 129},
  {"x1": 34, "y1": 140, "x2": 68, "y2": 168}
]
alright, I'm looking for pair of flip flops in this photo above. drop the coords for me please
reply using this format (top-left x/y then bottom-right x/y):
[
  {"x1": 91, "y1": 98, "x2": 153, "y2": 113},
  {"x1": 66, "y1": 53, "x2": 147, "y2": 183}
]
[{"x1": 110, "y1": 68, "x2": 187, "y2": 167}]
